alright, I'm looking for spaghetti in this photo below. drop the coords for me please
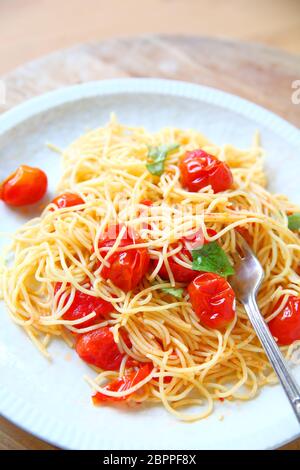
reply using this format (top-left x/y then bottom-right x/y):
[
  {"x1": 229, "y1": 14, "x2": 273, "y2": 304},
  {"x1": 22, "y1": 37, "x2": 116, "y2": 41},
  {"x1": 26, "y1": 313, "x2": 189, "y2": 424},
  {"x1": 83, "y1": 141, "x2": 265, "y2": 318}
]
[{"x1": 1, "y1": 115, "x2": 300, "y2": 421}]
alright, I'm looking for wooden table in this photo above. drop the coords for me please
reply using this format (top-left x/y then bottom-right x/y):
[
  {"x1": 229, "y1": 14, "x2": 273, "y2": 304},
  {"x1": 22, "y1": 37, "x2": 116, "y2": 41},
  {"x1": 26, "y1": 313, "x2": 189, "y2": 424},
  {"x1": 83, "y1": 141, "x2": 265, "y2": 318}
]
[
  {"x1": 1, "y1": 0, "x2": 300, "y2": 74},
  {"x1": 0, "y1": 35, "x2": 300, "y2": 450}
]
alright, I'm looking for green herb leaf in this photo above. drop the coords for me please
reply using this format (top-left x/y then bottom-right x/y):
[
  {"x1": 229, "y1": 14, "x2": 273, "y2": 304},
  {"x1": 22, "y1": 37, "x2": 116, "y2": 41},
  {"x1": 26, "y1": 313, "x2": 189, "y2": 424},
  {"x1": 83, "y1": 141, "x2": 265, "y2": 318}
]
[
  {"x1": 191, "y1": 241, "x2": 235, "y2": 277},
  {"x1": 288, "y1": 213, "x2": 300, "y2": 231},
  {"x1": 161, "y1": 287, "x2": 184, "y2": 299},
  {"x1": 146, "y1": 143, "x2": 179, "y2": 176}
]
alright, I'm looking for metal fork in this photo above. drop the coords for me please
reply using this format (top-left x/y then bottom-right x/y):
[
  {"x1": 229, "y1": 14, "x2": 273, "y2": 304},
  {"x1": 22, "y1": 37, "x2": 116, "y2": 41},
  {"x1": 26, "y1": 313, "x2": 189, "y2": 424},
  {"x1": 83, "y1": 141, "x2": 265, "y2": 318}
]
[{"x1": 229, "y1": 234, "x2": 300, "y2": 424}]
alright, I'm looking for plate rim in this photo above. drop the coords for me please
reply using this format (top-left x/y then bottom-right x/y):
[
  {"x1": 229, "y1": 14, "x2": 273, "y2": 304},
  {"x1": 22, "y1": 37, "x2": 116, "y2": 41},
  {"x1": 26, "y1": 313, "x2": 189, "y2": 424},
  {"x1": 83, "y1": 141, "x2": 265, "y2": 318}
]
[
  {"x1": 0, "y1": 77, "x2": 300, "y2": 450},
  {"x1": 1, "y1": 78, "x2": 300, "y2": 146}
]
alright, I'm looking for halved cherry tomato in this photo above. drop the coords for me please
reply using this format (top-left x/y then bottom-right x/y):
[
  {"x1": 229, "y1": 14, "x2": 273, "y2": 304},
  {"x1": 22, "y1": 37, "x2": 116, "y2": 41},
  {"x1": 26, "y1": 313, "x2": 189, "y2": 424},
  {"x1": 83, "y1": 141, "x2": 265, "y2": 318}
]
[
  {"x1": 51, "y1": 192, "x2": 84, "y2": 209},
  {"x1": 76, "y1": 326, "x2": 131, "y2": 370},
  {"x1": 0, "y1": 165, "x2": 48, "y2": 206},
  {"x1": 268, "y1": 296, "x2": 300, "y2": 346},
  {"x1": 179, "y1": 149, "x2": 233, "y2": 193},
  {"x1": 188, "y1": 272, "x2": 235, "y2": 329},
  {"x1": 54, "y1": 283, "x2": 114, "y2": 329},
  {"x1": 97, "y1": 224, "x2": 150, "y2": 292},
  {"x1": 153, "y1": 228, "x2": 217, "y2": 283},
  {"x1": 92, "y1": 363, "x2": 152, "y2": 403}
]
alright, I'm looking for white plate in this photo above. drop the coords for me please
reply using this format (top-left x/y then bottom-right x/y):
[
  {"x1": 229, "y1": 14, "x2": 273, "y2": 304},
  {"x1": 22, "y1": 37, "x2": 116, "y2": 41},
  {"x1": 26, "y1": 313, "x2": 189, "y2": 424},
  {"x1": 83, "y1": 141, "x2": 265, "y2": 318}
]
[{"x1": 0, "y1": 79, "x2": 300, "y2": 450}]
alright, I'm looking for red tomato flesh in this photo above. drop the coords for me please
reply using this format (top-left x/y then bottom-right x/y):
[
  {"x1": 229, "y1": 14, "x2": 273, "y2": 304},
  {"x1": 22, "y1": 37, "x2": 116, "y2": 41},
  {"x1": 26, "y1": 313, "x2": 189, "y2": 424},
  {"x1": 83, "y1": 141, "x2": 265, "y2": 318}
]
[
  {"x1": 97, "y1": 224, "x2": 150, "y2": 292},
  {"x1": 76, "y1": 326, "x2": 129, "y2": 370},
  {"x1": 153, "y1": 228, "x2": 217, "y2": 283},
  {"x1": 235, "y1": 226, "x2": 253, "y2": 246},
  {"x1": 92, "y1": 363, "x2": 152, "y2": 403},
  {"x1": 153, "y1": 375, "x2": 172, "y2": 384},
  {"x1": 188, "y1": 272, "x2": 235, "y2": 329},
  {"x1": 52, "y1": 192, "x2": 84, "y2": 209},
  {"x1": 179, "y1": 149, "x2": 233, "y2": 193},
  {"x1": 140, "y1": 199, "x2": 153, "y2": 207},
  {"x1": 54, "y1": 283, "x2": 113, "y2": 329},
  {"x1": 0, "y1": 165, "x2": 48, "y2": 206},
  {"x1": 268, "y1": 296, "x2": 300, "y2": 346}
]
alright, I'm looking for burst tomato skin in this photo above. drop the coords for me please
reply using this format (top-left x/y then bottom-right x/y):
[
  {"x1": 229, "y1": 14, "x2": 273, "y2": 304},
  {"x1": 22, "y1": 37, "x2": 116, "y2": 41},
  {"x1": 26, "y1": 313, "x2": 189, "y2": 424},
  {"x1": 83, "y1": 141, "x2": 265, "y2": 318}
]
[
  {"x1": 52, "y1": 192, "x2": 84, "y2": 209},
  {"x1": 153, "y1": 228, "x2": 217, "y2": 283},
  {"x1": 98, "y1": 224, "x2": 150, "y2": 292},
  {"x1": 268, "y1": 296, "x2": 300, "y2": 346},
  {"x1": 0, "y1": 165, "x2": 48, "y2": 206},
  {"x1": 92, "y1": 363, "x2": 152, "y2": 403},
  {"x1": 188, "y1": 272, "x2": 235, "y2": 329},
  {"x1": 179, "y1": 149, "x2": 233, "y2": 193},
  {"x1": 76, "y1": 326, "x2": 128, "y2": 370},
  {"x1": 54, "y1": 283, "x2": 114, "y2": 329}
]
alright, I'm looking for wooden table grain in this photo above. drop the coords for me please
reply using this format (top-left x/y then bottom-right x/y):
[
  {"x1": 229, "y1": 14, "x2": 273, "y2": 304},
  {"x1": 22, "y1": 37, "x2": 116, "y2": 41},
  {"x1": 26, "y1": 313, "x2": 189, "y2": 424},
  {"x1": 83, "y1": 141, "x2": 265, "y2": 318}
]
[
  {"x1": 0, "y1": 35, "x2": 299, "y2": 450},
  {"x1": 0, "y1": 0, "x2": 300, "y2": 74}
]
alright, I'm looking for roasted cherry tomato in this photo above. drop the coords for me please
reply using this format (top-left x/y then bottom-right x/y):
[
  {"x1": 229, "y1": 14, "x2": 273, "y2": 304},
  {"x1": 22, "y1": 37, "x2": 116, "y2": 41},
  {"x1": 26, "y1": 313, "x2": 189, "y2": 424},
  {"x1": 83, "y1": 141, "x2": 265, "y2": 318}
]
[
  {"x1": 51, "y1": 192, "x2": 84, "y2": 209},
  {"x1": 97, "y1": 224, "x2": 150, "y2": 292},
  {"x1": 235, "y1": 226, "x2": 253, "y2": 246},
  {"x1": 179, "y1": 149, "x2": 233, "y2": 193},
  {"x1": 188, "y1": 272, "x2": 235, "y2": 329},
  {"x1": 92, "y1": 363, "x2": 152, "y2": 403},
  {"x1": 0, "y1": 165, "x2": 48, "y2": 206},
  {"x1": 268, "y1": 296, "x2": 300, "y2": 346},
  {"x1": 54, "y1": 283, "x2": 114, "y2": 329},
  {"x1": 140, "y1": 199, "x2": 153, "y2": 207},
  {"x1": 153, "y1": 228, "x2": 217, "y2": 283},
  {"x1": 76, "y1": 326, "x2": 131, "y2": 370},
  {"x1": 153, "y1": 375, "x2": 172, "y2": 384}
]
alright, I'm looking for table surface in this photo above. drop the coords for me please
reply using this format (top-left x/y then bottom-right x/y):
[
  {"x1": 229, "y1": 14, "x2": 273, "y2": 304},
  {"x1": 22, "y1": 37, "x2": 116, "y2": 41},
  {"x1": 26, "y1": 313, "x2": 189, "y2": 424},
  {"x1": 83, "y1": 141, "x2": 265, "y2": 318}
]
[
  {"x1": 0, "y1": 0, "x2": 300, "y2": 74},
  {"x1": 0, "y1": 31, "x2": 300, "y2": 450}
]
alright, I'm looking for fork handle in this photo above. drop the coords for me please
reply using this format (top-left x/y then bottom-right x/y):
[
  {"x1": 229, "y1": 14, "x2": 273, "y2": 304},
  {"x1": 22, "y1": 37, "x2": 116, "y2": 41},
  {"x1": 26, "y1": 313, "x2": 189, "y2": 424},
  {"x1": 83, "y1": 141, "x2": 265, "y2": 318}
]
[{"x1": 244, "y1": 294, "x2": 300, "y2": 424}]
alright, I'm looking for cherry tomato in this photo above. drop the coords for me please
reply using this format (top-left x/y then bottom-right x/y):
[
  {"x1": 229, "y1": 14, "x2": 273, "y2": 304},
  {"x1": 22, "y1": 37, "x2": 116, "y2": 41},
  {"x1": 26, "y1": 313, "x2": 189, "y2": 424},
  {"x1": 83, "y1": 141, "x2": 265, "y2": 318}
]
[
  {"x1": 236, "y1": 226, "x2": 253, "y2": 246},
  {"x1": 268, "y1": 296, "x2": 300, "y2": 345},
  {"x1": 92, "y1": 363, "x2": 152, "y2": 403},
  {"x1": 54, "y1": 283, "x2": 114, "y2": 329},
  {"x1": 153, "y1": 375, "x2": 172, "y2": 384},
  {"x1": 52, "y1": 192, "x2": 84, "y2": 209},
  {"x1": 179, "y1": 149, "x2": 233, "y2": 193},
  {"x1": 76, "y1": 326, "x2": 131, "y2": 370},
  {"x1": 153, "y1": 228, "x2": 217, "y2": 283},
  {"x1": 140, "y1": 199, "x2": 153, "y2": 207},
  {"x1": 188, "y1": 272, "x2": 235, "y2": 329},
  {"x1": 98, "y1": 224, "x2": 150, "y2": 292},
  {"x1": 0, "y1": 165, "x2": 48, "y2": 206}
]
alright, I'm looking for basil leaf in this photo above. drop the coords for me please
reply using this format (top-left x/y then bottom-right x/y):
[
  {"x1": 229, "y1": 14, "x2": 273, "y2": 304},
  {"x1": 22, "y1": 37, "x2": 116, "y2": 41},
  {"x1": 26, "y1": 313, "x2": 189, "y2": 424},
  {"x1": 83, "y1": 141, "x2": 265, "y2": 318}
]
[
  {"x1": 161, "y1": 287, "x2": 184, "y2": 299},
  {"x1": 146, "y1": 143, "x2": 179, "y2": 176},
  {"x1": 191, "y1": 241, "x2": 235, "y2": 277},
  {"x1": 288, "y1": 213, "x2": 300, "y2": 231}
]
